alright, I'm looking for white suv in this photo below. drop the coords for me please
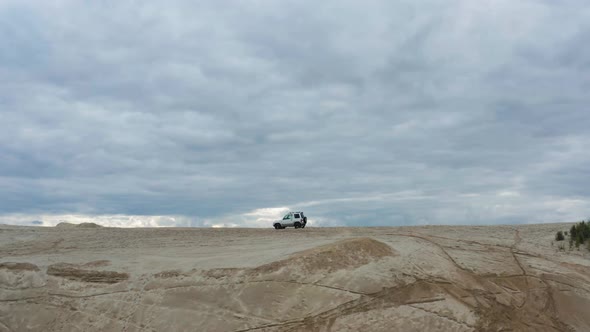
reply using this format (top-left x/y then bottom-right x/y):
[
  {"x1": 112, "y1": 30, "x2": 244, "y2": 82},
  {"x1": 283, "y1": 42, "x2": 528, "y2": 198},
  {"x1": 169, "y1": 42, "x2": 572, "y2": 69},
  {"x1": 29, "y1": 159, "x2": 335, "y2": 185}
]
[{"x1": 273, "y1": 212, "x2": 307, "y2": 229}]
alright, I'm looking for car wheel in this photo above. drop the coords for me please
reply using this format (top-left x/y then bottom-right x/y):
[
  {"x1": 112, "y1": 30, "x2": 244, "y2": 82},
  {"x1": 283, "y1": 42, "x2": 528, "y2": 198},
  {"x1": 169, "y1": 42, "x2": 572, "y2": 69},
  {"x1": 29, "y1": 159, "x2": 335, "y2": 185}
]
[
  {"x1": 274, "y1": 224, "x2": 280, "y2": 229},
  {"x1": 294, "y1": 222, "x2": 301, "y2": 229}
]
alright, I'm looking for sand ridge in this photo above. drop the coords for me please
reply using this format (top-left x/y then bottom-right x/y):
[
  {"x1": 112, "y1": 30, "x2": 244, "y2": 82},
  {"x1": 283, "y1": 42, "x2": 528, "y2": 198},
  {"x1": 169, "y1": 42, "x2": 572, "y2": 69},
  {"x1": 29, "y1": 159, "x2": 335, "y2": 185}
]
[{"x1": 252, "y1": 237, "x2": 396, "y2": 274}]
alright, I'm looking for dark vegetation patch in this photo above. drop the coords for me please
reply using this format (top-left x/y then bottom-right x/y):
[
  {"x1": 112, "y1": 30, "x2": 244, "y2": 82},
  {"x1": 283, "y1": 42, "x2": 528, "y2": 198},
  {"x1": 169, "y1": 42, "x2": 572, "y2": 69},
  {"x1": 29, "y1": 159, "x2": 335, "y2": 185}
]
[
  {"x1": 47, "y1": 263, "x2": 128, "y2": 283},
  {"x1": 0, "y1": 262, "x2": 40, "y2": 271},
  {"x1": 556, "y1": 220, "x2": 590, "y2": 251}
]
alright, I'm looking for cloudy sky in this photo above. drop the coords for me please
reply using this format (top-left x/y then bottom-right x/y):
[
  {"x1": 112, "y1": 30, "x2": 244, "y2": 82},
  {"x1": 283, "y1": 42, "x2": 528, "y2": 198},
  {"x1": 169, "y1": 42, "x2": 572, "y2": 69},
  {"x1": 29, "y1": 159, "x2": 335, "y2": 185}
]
[{"x1": 1, "y1": 0, "x2": 589, "y2": 227}]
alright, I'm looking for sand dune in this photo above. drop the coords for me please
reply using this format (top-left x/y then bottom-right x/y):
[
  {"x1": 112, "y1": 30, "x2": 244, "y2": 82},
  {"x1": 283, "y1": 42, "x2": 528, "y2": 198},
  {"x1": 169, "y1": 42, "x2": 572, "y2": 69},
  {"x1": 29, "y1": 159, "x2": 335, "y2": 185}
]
[{"x1": 0, "y1": 223, "x2": 589, "y2": 331}]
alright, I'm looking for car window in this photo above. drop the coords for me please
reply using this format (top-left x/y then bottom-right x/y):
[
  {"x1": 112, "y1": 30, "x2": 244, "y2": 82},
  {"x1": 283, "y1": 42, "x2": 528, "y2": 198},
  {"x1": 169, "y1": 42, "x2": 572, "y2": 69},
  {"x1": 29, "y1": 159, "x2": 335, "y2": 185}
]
[
  {"x1": 294, "y1": 213, "x2": 300, "y2": 218},
  {"x1": 283, "y1": 214, "x2": 290, "y2": 220}
]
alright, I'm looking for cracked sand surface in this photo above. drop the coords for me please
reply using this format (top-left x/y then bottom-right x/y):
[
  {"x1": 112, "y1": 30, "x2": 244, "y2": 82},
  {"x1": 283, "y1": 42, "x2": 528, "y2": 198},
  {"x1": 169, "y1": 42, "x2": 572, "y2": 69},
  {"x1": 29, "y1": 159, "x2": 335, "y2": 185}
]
[{"x1": 0, "y1": 223, "x2": 589, "y2": 331}]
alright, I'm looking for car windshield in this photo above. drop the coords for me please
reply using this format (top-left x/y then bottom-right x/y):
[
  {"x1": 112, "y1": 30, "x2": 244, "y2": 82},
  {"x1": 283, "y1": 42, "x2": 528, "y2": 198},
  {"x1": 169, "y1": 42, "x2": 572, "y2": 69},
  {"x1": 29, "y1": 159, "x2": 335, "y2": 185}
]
[{"x1": 282, "y1": 214, "x2": 291, "y2": 220}]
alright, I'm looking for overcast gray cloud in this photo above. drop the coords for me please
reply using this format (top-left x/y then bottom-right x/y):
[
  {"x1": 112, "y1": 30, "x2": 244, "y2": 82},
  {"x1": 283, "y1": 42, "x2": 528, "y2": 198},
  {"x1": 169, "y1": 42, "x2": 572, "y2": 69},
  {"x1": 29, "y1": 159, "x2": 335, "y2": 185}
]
[{"x1": 1, "y1": 0, "x2": 590, "y2": 227}]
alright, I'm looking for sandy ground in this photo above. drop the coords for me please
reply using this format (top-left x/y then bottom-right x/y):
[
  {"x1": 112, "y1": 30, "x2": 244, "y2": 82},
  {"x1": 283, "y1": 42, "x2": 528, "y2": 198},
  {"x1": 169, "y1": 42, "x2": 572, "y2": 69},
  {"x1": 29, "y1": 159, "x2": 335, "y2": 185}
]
[{"x1": 1, "y1": 223, "x2": 590, "y2": 331}]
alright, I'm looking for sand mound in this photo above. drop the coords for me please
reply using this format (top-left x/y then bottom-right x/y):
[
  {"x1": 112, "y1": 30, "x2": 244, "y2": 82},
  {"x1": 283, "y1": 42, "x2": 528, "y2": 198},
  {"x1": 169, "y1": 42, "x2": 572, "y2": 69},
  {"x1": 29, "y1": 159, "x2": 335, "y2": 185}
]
[
  {"x1": 47, "y1": 263, "x2": 128, "y2": 283},
  {"x1": 254, "y1": 237, "x2": 395, "y2": 274},
  {"x1": 76, "y1": 222, "x2": 103, "y2": 228},
  {"x1": 55, "y1": 222, "x2": 76, "y2": 228},
  {"x1": 56, "y1": 222, "x2": 103, "y2": 228},
  {"x1": 81, "y1": 260, "x2": 111, "y2": 267},
  {"x1": 154, "y1": 270, "x2": 184, "y2": 278}
]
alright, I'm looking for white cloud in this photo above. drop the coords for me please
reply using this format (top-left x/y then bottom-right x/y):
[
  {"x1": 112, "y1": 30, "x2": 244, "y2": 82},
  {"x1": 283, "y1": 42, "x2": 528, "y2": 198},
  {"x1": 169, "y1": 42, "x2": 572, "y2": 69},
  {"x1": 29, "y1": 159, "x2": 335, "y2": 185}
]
[{"x1": 0, "y1": 214, "x2": 194, "y2": 228}]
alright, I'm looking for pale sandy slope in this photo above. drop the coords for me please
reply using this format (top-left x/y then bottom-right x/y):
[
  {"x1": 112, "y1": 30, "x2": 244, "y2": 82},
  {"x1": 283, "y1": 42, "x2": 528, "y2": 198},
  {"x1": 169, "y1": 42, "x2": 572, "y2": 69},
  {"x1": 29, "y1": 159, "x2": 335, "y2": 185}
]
[{"x1": 1, "y1": 223, "x2": 590, "y2": 331}]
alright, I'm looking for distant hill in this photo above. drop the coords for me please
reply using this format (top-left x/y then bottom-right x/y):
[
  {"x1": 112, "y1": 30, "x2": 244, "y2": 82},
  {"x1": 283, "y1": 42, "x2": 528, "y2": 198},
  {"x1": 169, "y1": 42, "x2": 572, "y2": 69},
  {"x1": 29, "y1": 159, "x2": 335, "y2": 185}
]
[{"x1": 55, "y1": 222, "x2": 103, "y2": 228}]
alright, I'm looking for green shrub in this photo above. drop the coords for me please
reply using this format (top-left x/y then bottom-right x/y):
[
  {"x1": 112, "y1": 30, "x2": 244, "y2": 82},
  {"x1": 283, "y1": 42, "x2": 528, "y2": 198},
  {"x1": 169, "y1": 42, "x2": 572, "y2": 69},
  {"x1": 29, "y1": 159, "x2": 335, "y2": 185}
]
[
  {"x1": 582, "y1": 221, "x2": 590, "y2": 238},
  {"x1": 571, "y1": 224, "x2": 577, "y2": 239},
  {"x1": 553, "y1": 221, "x2": 590, "y2": 251},
  {"x1": 556, "y1": 231, "x2": 565, "y2": 241},
  {"x1": 570, "y1": 220, "x2": 590, "y2": 245}
]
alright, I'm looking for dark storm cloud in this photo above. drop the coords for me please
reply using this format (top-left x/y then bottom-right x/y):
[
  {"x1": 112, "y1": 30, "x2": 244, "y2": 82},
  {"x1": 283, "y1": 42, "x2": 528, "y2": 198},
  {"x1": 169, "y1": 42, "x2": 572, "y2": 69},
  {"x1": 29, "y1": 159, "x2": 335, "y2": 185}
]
[{"x1": 1, "y1": 0, "x2": 590, "y2": 226}]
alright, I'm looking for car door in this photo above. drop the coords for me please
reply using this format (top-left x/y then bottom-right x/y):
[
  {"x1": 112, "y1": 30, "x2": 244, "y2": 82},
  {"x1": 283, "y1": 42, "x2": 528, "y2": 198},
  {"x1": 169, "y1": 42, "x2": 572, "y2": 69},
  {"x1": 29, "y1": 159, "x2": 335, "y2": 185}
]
[{"x1": 282, "y1": 213, "x2": 293, "y2": 227}]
